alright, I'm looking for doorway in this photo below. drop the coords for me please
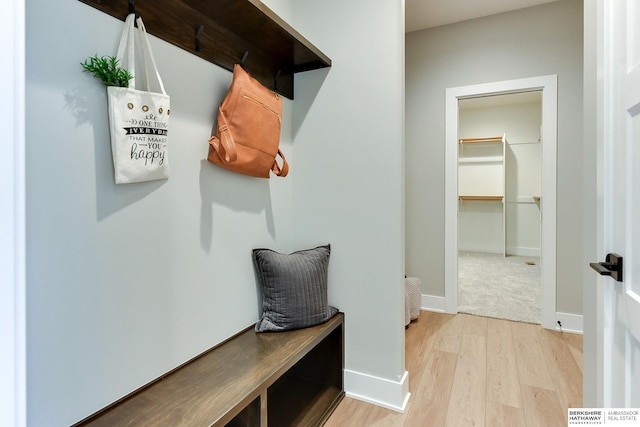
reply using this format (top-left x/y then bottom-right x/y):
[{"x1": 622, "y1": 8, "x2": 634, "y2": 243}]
[
  {"x1": 457, "y1": 91, "x2": 543, "y2": 323},
  {"x1": 444, "y1": 75, "x2": 558, "y2": 330}
]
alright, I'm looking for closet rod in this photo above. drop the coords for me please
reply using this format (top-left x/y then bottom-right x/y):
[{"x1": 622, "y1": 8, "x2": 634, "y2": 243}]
[
  {"x1": 458, "y1": 136, "x2": 504, "y2": 144},
  {"x1": 458, "y1": 195, "x2": 504, "y2": 201},
  {"x1": 507, "y1": 140, "x2": 540, "y2": 146}
]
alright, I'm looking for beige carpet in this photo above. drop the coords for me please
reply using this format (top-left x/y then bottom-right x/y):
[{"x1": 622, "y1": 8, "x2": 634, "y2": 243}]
[{"x1": 458, "y1": 251, "x2": 541, "y2": 324}]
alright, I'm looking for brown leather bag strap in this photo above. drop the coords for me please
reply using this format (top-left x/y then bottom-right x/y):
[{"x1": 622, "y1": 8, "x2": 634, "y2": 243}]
[
  {"x1": 209, "y1": 108, "x2": 237, "y2": 163},
  {"x1": 271, "y1": 149, "x2": 289, "y2": 177}
]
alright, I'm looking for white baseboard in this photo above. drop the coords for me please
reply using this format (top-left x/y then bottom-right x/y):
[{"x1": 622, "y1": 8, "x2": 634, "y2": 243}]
[
  {"x1": 421, "y1": 294, "x2": 446, "y2": 312},
  {"x1": 554, "y1": 312, "x2": 583, "y2": 334},
  {"x1": 344, "y1": 369, "x2": 410, "y2": 413},
  {"x1": 458, "y1": 244, "x2": 503, "y2": 254},
  {"x1": 505, "y1": 246, "x2": 541, "y2": 257},
  {"x1": 459, "y1": 246, "x2": 541, "y2": 257}
]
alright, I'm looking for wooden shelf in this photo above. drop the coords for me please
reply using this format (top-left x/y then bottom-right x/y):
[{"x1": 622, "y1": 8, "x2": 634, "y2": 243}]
[
  {"x1": 78, "y1": 0, "x2": 332, "y2": 99},
  {"x1": 458, "y1": 133, "x2": 506, "y2": 256},
  {"x1": 459, "y1": 195, "x2": 504, "y2": 201},
  {"x1": 459, "y1": 136, "x2": 504, "y2": 144}
]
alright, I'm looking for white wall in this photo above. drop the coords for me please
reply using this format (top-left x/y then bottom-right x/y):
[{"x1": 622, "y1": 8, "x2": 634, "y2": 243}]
[
  {"x1": 25, "y1": 0, "x2": 295, "y2": 424},
  {"x1": 25, "y1": 0, "x2": 406, "y2": 424},
  {"x1": 293, "y1": 0, "x2": 407, "y2": 409},
  {"x1": 406, "y1": 0, "x2": 584, "y2": 314}
]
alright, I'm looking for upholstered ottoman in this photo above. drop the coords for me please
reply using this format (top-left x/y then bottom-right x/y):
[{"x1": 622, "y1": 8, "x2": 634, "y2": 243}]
[{"x1": 405, "y1": 276, "x2": 422, "y2": 326}]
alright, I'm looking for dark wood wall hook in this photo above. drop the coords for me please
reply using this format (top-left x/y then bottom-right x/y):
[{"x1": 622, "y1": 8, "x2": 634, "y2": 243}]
[
  {"x1": 128, "y1": 0, "x2": 141, "y2": 22},
  {"x1": 274, "y1": 70, "x2": 281, "y2": 91},
  {"x1": 240, "y1": 51, "x2": 249, "y2": 70},
  {"x1": 195, "y1": 24, "x2": 205, "y2": 52}
]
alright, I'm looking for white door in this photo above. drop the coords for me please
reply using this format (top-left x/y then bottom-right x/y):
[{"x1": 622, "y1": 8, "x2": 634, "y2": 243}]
[{"x1": 594, "y1": 0, "x2": 640, "y2": 407}]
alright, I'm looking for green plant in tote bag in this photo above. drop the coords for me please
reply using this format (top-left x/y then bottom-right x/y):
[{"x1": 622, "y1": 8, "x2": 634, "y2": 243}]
[{"x1": 81, "y1": 55, "x2": 133, "y2": 87}]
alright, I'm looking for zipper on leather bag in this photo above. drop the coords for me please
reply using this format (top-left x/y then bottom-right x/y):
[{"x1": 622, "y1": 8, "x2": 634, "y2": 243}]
[{"x1": 242, "y1": 95, "x2": 281, "y2": 124}]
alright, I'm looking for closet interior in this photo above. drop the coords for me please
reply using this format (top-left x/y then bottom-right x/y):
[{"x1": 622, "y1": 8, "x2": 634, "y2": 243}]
[{"x1": 458, "y1": 92, "x2": 542, "y2": 257}]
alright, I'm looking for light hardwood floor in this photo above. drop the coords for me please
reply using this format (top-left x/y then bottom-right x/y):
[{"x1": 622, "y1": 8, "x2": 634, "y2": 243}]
[{"x1": 325, "y1": 311, "x2": 583, "y2": 427}]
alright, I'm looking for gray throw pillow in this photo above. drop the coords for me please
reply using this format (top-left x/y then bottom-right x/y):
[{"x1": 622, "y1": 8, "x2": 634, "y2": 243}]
[{"x1": 253, "y1": 244, "x2": 338, "y2": 332}]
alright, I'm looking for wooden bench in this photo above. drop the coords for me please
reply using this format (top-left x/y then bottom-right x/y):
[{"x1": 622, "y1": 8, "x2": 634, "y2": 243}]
[{"x1": 75, "y1": 312, "x2": 344, "y2": 427}]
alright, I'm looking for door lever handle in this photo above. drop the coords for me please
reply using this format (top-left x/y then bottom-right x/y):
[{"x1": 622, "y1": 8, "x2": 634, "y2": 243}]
[{"x1": 589, "y1": 253, "x2": 623, "y2": 282}]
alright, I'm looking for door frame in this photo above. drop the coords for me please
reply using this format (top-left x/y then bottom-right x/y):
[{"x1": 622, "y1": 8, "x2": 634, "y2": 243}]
[
  {"x1": 444, "y1": 75, "x2": 558, "y2": 330},
  {"x1": 2, "y1": 0, "x2": 27, "y2": 425},
  {"x1": 582, "y1": 0, "x2": 603, "y2": 407}
]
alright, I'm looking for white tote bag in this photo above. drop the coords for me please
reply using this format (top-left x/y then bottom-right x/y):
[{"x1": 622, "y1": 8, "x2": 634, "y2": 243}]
[{"x1": 107, "y1": 14, "x2": 170, "y2": 184}]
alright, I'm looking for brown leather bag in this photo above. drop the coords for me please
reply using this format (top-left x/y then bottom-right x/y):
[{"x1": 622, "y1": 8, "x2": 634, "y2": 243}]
[{"x1": 207, "y1": 64, "x2": 289, "y2": 178}]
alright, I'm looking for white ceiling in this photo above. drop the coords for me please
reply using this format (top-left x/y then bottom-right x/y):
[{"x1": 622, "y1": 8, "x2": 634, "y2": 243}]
[{"x1": 405, "y1": 0, "x2": 560, "y2": 33}]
